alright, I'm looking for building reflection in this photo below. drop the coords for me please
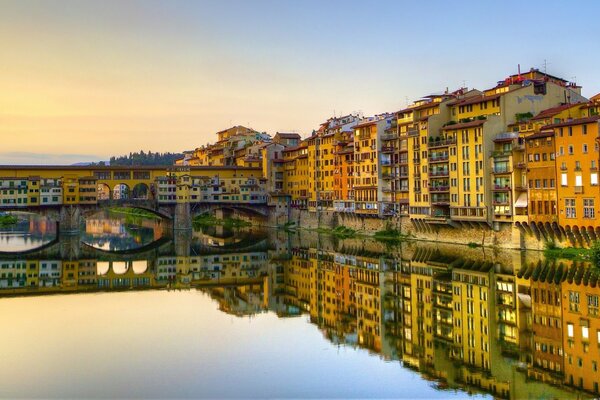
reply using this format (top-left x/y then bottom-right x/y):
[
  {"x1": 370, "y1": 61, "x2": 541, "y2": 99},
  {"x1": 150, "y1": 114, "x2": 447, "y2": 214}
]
[{"x1": 2, "y1": 234, "x2": 600, "y2": 399}]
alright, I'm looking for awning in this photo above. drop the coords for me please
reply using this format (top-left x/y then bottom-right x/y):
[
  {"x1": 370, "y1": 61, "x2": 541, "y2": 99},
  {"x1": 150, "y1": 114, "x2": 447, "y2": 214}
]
[{"x1": 514, "y1": 193, "x2": 528, "y2": 208}]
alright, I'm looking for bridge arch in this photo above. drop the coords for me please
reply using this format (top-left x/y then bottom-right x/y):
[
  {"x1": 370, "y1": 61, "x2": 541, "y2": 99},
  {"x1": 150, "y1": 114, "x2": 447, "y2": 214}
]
[
  {"x1": 97, "y1": 183, "x2": 112, "y2": 200},
  {"x1": 113, "y1": 183, "x2": 130, "y2": 200},
  {"x1": 132, "y1": 183, "x2": 151, "y2": 200}
]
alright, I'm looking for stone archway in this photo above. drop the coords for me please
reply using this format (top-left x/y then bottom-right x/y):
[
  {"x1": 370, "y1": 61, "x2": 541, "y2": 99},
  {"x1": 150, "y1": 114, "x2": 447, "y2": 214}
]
[
  {"x1": 132, "y1": 183, "x2": 150, "y2": 200},
  {"x1": 97, "y1": 183, "x2": 112, "y2": 201}
]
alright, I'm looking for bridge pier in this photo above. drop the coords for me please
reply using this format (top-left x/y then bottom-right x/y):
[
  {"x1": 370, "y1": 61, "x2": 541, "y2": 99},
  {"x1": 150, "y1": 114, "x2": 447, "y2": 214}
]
[
  {"x1": 174, "y1": 202, "x2": 192, "y2": 230},
  {"x1": 59, "y1": 234, "x2": 81, "y2": 260},
  {"x1": 174, "y1": 229, "x2": 192, "y2": 257},
  {"x1": 59, "y1": 205, "x2": 83, "y2": 234}
]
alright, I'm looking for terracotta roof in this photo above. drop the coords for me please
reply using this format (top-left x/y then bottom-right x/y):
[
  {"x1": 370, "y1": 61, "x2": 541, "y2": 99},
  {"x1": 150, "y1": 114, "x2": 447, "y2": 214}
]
[
  {"x1": 531, "y1": 103, "x2": 583, "y2": 121},
  {"x1": 442, "y1": 119, "x2": 486, "y2": 130},
  {"x1": 396, "y1": 107, "x2": 415, "y2": 115},
  {"x1": 354, "y1": 119, "x2": 378, "y2": 128},
  {"x1": 410, "y1": 101, "x2": 443, "y2": 112},
  {"x1": 447, "y1": 93, "x2": 502, "y2": 107},
  {"x1": 275, "y1": 132, "x2": 301, "y2": 139},
  {"x1": 525, "y1": 130, "x2": 554, "y2": 140},
  {"x1": 542, "y1": 115, "x2": 600, "y2": 129}
]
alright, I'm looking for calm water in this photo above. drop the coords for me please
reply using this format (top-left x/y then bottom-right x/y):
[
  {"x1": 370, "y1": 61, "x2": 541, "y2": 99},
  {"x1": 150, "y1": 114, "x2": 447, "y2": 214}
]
[{"x1": 0, "y1": 212, "x2": 594, "y2": 399}]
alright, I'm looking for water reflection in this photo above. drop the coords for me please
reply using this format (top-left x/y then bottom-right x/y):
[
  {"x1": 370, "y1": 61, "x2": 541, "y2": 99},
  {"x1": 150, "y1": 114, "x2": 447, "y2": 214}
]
[
  {"x1": 81, "y1": 210, "x2": 165, "y2": 252},
  {"x1": 0, "y1": 213, "x2": 56, "y2": 252},
  {"x1": 0, "y1": 228, "x2": 598, "y2": 399}
]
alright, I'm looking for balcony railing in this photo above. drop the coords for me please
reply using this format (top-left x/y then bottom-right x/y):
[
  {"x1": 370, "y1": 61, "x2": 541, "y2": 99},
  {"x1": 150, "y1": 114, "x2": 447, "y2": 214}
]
[
  {"x1": 492, "y1": 150, "x2": 512, "y2": 158},
  {"x1": 381, "y1": 133, "x2": 398, "y2": 141},
  {"x1": 430, "y1": 186, "x2": 450, "y2": 192},
  {"x1": 407, "y1": 129, "x2": 419, "y2": 136},
  {"x1": 429, "y1": 170, "x2": 449, "y2": 177},
  {"x1": 382, "y1": 173, "x2": 397, "y2": 180},
  {"x1": 428, "y1": 154, "x2": 449, "y2": 163},
  {"x1": 516, "y1": 162, "x2": 526, "y2": 169},
  {"x1": 575, "y1": 186, "x2": 584, "y2": 194},
  {"x1": 493, "y1": 184, "x2": 511, "y2": 191},
  {"x1": 428, "y1": 138, "x2": 456, "y2": 149},
  {"x1": 493, "y1": 200, "x2": 510, "y2": 205},
  {"x1": 493, "y1": 167, "x2": 512, "y2": 174},
  {"x1": 381, "y1": 145, "x2": 395, "y2": 153}
]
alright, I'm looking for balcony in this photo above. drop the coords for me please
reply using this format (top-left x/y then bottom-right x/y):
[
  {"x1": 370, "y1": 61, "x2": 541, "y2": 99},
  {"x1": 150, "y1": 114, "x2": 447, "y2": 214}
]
[
  {"x1": 514, "y1": 143, "x2": 525, "y2": 151},
  {"x1": 491, "y1": 150, "x2": 512, "y2": 158},
  {"x1": 399, "y1": 187, "x2": 409, "y2": 192},
  {"x1": 382, "y1": 173, "x2": 397, "y2": 180},
  {"x1": 493, "y1": 199, "x2": 510, "y2": 206},
  {"x1": 428, "y1": 138, "x2": 456, "y2": 149},
  {"x1": 430, "y1": 185, "x2": 450, "y2": 193},
  {"x1": 431, "y1": 198, "x2": 450, "y2": 205},
  {"x1": 493, "y1": 167, "x2": 512, "y2": 174},
  {"x1": 516, "y1": 162, "x2": 526, "y2": 169},
  {"x1": 381, "y1": 145, "x2": 395, "y2": 153},
  {"x1": 381, "y1": 132, "x2": 398, "y2": 141},
  {"x1": 407, "y1": 129, "x2": 419, "y2": 137},
  {"x1": 493, "y1": 184, "x2": 511, "y2": 191},
  {"x1": 494, "y1": 132, "x2": 519, "y2": 142},
  {"x1": 575, "y1": 186, "x2": 584, "y2": 194},
  {"x1": 428, "y1": 154, "x2": 449, "y2": 163},
  {"x1": 380, "y1": 159, "x2": 392, "y2": 166},
  {"x1": 429, "y1": 170, "x2": 449, "y2": 177}
]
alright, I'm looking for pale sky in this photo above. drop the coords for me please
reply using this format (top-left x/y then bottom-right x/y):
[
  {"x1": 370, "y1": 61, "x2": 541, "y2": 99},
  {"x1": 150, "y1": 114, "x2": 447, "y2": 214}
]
[{"x1": 1, "y1": 0, "x2": 599, "y2": 164}]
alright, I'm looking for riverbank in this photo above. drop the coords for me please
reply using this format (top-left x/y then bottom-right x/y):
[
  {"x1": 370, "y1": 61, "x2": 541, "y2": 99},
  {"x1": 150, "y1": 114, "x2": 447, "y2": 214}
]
[
  {"x1": 108, "y1": 207, "x2": 161, "y2": 220},
  {"x1": 193, "y1": 213, "x2": 252, "y2": 229}
]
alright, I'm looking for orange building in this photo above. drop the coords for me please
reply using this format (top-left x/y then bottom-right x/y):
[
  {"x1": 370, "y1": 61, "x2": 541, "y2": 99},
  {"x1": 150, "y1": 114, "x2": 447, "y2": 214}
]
[
  {"x1": 562, "y1": 275, "x2": 600, "y2": 393},
  {"x1": 551, "y1": 115, "x2": 600, "y2": 242},
  {"x1": 525, "y1": 130, "x2": 557, "y2": 230}
]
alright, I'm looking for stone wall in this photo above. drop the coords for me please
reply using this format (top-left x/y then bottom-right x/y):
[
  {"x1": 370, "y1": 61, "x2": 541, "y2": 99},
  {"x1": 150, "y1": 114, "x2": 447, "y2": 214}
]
[{"x1": 268, "y1": 205, "x2": 568, "y2": 251}]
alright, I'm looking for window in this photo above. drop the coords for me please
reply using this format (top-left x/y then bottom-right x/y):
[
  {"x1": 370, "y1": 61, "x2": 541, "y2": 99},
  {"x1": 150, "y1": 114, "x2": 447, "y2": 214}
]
[
  {"x1": 584, "y1": 199, "x2": 595, "y2": 219},
  {"x1": 561, "y1": 173, "x2": 568, "y2": 186},
  {"x1": 568, "y1": 323, "x2": 574, "y2": 338},
  {"x1": 565, "y1": 199, "x2": 576, "y2": 218},
  {"x1": 568, "y1": 145, "x2": 574, "y2": 155},
  {"x1": 576, "y1": 175, "x2": 583, "y2": 187},
  {"x1": 583, "y1": 144, "x2": 588, "y2": 153},
  {"x1": 592, "y1": 173, "x2": 598, "y2": 186}
]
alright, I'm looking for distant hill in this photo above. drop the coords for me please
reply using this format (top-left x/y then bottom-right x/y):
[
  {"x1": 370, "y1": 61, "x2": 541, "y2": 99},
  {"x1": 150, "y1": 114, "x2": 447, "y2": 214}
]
[{"x1": 106, "y1": 151, "x2": 183, "y2": 166}]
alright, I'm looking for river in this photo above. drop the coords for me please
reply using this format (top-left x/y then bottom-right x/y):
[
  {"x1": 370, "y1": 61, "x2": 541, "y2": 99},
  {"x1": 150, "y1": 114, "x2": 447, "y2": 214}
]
[{"x1": 0, "y1": 212, "x2": 594, "y2": 399}]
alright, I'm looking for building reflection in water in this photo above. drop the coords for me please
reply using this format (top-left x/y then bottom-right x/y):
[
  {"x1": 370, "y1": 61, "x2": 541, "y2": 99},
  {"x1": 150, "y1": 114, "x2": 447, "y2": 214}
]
[{"x1": 2, "y1": 229, "x2": 600, "y2": 399}]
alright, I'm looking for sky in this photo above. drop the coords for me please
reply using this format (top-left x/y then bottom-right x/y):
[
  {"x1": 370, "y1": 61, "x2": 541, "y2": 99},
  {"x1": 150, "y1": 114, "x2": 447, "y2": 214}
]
[{"x1": 1, "y1": 0, "x2": 599, "y2": 164}]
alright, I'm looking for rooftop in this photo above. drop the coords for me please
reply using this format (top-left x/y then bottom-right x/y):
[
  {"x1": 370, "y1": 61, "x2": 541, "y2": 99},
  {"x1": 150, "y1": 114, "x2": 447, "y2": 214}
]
[{"x1": 542, "y1": 115, "x2": 600, "y2": 129}]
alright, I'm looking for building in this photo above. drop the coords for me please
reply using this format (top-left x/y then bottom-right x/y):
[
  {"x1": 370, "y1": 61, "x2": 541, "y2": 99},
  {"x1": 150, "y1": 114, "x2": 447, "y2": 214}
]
[{"x1": 551, "y1": 116, "x2": 600, "y2": 242}]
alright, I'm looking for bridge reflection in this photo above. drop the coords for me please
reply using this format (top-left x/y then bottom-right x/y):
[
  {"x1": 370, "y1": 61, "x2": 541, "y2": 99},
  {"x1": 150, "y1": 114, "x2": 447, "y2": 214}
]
[{"x1": 1, "y1": 231, "x2": 599, "y2": 399}]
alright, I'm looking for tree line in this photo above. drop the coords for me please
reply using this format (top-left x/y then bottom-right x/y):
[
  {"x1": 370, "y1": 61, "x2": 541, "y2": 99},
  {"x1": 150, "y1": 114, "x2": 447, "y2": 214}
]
[{"x1": 92, "y1": 151, "x2": 183, "y2": 166}]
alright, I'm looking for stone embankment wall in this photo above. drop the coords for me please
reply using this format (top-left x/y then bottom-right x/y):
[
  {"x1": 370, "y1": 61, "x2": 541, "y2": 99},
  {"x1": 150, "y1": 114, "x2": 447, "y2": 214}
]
[{"x1": 280, "y1": 208, "x2": 555, "y2": 251}]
